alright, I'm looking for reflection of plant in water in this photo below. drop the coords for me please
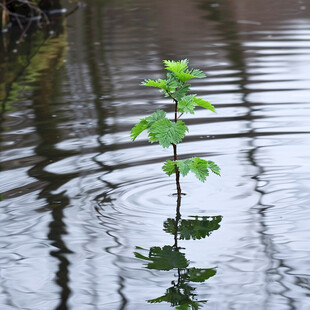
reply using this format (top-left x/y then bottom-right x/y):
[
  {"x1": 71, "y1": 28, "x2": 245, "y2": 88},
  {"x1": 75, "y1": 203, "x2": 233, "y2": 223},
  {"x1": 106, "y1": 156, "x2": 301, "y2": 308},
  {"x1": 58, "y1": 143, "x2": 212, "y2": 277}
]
[
  {"x1": 164, "y1": 215, "x2": 222, "y2": 240},
  {"x1": 148, "y1": 265, "x2": 216, "y2": 310},
  {"x1": 135, "y1": 245, "x2": 188, "y2": 271},
  {"x1": 134, "y1": 197, "x2": 222, "y2": 309},
  {"x1": 135, "y1": 244, "x2": 216, "y2": 309}
]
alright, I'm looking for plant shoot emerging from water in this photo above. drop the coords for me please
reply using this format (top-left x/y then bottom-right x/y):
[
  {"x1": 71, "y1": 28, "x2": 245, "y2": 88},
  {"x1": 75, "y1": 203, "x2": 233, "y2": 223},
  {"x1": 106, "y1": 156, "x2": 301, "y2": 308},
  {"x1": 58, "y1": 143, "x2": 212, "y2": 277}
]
[{"x1": 131, "y1": 59, "x2": 220, "y2": 197}]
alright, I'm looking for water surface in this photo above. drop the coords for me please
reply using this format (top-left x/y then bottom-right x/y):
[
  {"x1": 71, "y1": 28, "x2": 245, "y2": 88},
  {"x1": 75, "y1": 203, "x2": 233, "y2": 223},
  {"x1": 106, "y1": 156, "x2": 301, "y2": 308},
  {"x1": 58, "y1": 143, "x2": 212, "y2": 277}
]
[{"x1": 1, "y1": 0, "x2": 310, "y2": 309}]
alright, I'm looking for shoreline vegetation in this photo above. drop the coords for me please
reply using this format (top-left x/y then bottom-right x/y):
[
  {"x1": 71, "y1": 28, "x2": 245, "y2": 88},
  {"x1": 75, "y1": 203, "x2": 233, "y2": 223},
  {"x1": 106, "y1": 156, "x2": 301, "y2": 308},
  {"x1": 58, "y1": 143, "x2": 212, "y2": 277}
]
[{"x1": 0, "y1": 0, "x2": 81, "y2": 35}]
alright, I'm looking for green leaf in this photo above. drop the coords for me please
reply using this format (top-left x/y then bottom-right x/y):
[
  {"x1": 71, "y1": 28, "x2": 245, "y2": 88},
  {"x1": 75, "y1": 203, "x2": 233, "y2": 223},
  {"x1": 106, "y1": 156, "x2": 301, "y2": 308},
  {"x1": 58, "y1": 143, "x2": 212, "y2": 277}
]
[
  {"x1": 142, "y1": 78, "x2": 168, "y2": 90},
  {"x1": 148, "y1": 132, "x2": 159, "y2": 143},
  {"x1": 130, "y1": 118, "x2": 148, "y2": 141},
  {"x1": 172, "y1": 84, "x2": 191, "y2": 101},
  {"x1": 167, "y1": 72, "x2": 182, "y2": 91},
  {"x1": 145, "y1": 109, "x2": 166, "y2": 125},
  {"x1": 130, "y1": 110, "x2": 166, "y2": 141},
  {"x1": 207, "y1": 161, "x2": 221, "y2": 176},
  {"x1": 193, "y1": 97, "x2": 216, "y2": 113},
  {"x1": 162, "y1": 157, "x2": 220, "y2": 181},
  {"x1": 176, "y1": 159, "x2": 192, "y2": 176},
  {"x1": 162, "y1": 159, "x2": 192, "y2": 177},
  {"x1": 163, "y1": 59, "x2": 189, "y2": 74},
  {"x1": 187, "y1": 157, "x2": 220, "y2": 181},
  {"x1": 163, "y1": 160, "x2": 176, "y2": 176},
  {"x1": 188, "y1": 157, "x2": 209, "y2": 182},
  {"x1": 175, "y1": 72, "x2": 197, "y2": 83},
  {"x1": 149, "y1": 119, "x2": 188, "y2": 148},
  {"x1": 172, "y1": 68, "x2": 206, "y2": 83},
  {"x1": 178, "y1": 95, "x2": 196, "y2": 114},
  {"x1": 187, "y1": 68, "x2": 206, "y2": 79}
]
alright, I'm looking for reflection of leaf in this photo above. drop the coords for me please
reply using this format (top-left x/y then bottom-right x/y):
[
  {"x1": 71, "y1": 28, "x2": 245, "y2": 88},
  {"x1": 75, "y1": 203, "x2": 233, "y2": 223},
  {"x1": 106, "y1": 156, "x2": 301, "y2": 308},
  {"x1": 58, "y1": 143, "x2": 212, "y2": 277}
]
[
  {"x1": 148, "y1": 281, "x2": 206, "y2": 309},
  {"x1": 134, "y1": 246, "x2": 189, "y2": 270},
  {"x1": 148, "y1": 286, "x2": 190, "y2": 305},
  {"x1": 164, "y1": 216, "x2": 222, "y2": 240},
  {"x1": 135, "y1": 245, "x2": 214, "y2": 309},
  {"x1": 187, "y1": 268, "x2": 216, "y2": 282},
  {"x1": 148, "y1": 284, "x2": 202, "y2": 307},
  {"x1": 177, "y1": 301, "x2": 202, "y2": 310},
  {"x1": 134, "y1": 251, "x2": 152, "y2": 261}
]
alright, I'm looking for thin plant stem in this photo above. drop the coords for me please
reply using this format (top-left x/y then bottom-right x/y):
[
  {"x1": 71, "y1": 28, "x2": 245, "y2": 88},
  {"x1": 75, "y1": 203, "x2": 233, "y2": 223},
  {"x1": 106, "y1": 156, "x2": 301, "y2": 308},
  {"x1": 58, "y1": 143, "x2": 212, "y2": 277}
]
[
  {"x1": 173, "y1": 143, "x2": 182, "y2": 197},
  {"x1": 171, "y1": 93, "x2": 182, "y2": 198}
]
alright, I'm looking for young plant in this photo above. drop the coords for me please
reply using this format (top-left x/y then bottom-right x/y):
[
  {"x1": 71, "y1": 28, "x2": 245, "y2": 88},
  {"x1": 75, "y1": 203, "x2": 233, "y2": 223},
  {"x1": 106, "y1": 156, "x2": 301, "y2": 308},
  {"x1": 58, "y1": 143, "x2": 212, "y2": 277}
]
[{"x1": 130, "y1": 59, "x2": 220, "y2": 198}]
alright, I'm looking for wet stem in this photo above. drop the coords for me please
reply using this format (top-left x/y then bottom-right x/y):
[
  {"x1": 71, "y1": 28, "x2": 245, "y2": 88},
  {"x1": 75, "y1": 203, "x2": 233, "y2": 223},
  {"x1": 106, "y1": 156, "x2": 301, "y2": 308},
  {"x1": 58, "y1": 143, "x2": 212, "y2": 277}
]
[
  {"x1": 173, "y1": 143, "x2": 181, "y2": 197},
  {"x1": 171, "y1": 94, "x2": 182, "y2": 198}
]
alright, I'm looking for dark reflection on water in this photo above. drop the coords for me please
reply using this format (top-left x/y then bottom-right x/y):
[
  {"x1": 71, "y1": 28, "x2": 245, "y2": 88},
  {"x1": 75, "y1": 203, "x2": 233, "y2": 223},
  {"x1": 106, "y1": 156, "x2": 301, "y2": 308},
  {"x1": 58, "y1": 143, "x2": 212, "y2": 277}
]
[
  {"x1": 1, "y1": 5, "x2": 73, "y2": 309},
  {"x1": 31, "y1": 63, "x2": 73, "y2": 309},
  {"x1": 1, "y1": 0, "x2": 310, "y2": 309}
]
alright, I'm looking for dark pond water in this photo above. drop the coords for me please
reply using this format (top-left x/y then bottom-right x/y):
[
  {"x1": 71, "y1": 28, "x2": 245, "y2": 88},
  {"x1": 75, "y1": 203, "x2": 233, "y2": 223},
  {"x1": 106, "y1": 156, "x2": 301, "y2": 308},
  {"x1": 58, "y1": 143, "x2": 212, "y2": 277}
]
[{"x1": 1, "y1": 0, "x2": 310, "y2": 309}]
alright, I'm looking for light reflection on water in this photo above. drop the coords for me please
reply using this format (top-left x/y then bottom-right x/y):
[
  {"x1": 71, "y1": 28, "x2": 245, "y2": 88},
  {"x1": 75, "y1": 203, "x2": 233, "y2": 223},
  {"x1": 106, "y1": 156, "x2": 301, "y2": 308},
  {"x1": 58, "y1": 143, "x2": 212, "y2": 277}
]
[{"x1": 1, "y1": 0, "x2": 310, "y2": 309}]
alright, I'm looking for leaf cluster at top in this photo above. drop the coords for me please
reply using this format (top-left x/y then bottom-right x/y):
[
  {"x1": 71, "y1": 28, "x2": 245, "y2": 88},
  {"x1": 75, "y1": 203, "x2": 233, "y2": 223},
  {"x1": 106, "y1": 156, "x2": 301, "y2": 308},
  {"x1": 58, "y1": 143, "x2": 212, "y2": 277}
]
[
  {"x1": 141, "y1": 59, "x2": 215, "y2": 114},
  {"x1": 134, "y1": 245, "x2": 189, "y2": 271},
  {"x1": 131, "y1": 60, "x2": 216, "y2": 149},
  {"x1": 163, "y1": 59, "x2": 206, "y2": 83}
]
